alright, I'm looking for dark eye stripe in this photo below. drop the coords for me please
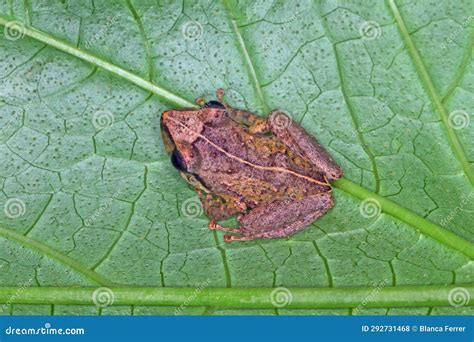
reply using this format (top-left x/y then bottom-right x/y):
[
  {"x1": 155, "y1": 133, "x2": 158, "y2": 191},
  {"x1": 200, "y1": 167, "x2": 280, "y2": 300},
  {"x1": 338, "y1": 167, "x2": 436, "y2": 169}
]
[{"x1": 171, "y1": 149, "x2": 187, "y2": 172}]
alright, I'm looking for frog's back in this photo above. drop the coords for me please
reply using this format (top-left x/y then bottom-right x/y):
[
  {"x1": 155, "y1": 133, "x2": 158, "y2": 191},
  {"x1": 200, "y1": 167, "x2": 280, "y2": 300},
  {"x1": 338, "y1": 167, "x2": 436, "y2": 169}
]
[{"x1": 193, "y1": 121, "x2": 329, "y2": 206}]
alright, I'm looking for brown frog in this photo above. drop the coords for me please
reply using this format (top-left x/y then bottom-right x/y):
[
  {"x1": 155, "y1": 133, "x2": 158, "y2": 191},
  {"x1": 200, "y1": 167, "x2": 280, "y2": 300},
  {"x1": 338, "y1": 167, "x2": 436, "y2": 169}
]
[{"x1": 161, "y1": 89, "x2": 343, "y2": 242}]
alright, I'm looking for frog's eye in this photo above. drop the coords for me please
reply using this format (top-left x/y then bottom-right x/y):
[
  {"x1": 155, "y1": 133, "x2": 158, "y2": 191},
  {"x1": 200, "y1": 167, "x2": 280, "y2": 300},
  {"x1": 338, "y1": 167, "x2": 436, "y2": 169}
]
[
  {"x1": 204, "y1": 101, "x2": 225, "y2": 109},
  {"x1": 171, "y1": 149, "x2": 188, "y2": 172}
]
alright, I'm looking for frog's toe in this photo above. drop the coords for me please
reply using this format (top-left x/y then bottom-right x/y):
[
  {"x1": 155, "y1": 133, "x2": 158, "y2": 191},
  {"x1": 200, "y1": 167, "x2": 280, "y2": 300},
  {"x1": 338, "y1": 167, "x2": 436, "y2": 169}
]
[
  {"x1": 216, "y1": 88, "x2": 225, "y2": 102},
  {"x1": 196, "y1": 97, "x2": 206, "y2": 106},
  {"x1": 224, "y1": 235, "x2": 254, "y2": 242},
  {"x1": 209, "y1": 221, "x2": 242, "y2": 233}
]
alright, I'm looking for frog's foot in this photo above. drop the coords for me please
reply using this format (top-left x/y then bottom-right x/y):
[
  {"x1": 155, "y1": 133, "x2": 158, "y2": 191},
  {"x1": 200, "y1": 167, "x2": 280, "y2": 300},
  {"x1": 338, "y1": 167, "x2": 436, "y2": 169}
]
[
  {"x1": 196, "y1": 97, "x2": 206, "y2": 107},
  {"x1": 216, "y1": 88, "x2": 225, "y2": 102},
  {"x1": 224, "y1": 235, "x2": 255, "y2": 242},
  {"x1": 208, "y1": 220, "x2": 242, "y2": 233}
]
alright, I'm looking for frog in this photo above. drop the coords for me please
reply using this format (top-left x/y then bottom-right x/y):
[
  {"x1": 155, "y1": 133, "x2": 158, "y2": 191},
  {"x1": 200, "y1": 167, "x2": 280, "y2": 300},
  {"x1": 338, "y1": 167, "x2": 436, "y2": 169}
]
[{"x1": 160, "y1": 89, "x2": 343, "y2": 242}]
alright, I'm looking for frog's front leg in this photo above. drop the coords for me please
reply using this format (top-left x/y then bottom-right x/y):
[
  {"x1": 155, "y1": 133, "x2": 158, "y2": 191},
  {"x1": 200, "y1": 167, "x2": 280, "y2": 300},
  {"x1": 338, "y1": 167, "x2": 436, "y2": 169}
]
[
  {"x1": 197, "y1": 190, "x2": 246, "y2": 222},
  {"x1": 210, "y1": 88, "x2": 269, "y2": 134},
  {"x1": 267, "y1": 110, "x2": 343, "y2": 180},
  {"x1": 224, "y1": 192, "x2": 333, "y2": 241},
  {"x1": 226, "y1": 107, "x2": 269, "y2": 134}
]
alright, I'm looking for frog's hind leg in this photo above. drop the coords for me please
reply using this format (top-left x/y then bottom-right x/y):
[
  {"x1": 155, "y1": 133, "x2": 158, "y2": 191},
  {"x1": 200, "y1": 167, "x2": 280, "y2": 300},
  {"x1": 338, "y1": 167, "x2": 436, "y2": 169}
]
[
  {"x1": 224, "y1": 192, "x2": 333, "y2": 242},
  {"x1": 267, "y1": 110, "x2": 343, "y2": 180},
  {"x1": 208, "y1": 221, "x2": 242, "y2": 234}
]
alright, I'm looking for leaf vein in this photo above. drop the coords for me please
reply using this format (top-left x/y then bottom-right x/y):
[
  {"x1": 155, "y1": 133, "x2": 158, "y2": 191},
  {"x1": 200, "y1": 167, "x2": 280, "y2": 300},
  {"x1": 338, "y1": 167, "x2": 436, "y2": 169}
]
[
  {"x1": 0, "y1": 226, "x2": 116, "y2": 287},
  {"x1": 0, "y1": 12, "x2": 472, "y2": 262},
  {"x1": 222, "y1": 0, "x2": 269, "y2": 113},
  {"x1": 388, "y1": 0, "x2": 474, "y2": 185}
]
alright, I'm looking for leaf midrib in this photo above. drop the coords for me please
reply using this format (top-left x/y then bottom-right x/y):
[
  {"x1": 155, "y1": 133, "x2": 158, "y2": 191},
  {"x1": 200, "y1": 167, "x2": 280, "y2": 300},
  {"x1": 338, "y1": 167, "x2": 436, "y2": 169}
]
[
  {"x1": 1, "y1": 284, "x2": 472, "y2": 309},
  {"x1": 0, "y1": 7, "x2": 472, "y2": 293},
  {"x1": 0, "y1": 17, "x2": 194, "y2": 108}
]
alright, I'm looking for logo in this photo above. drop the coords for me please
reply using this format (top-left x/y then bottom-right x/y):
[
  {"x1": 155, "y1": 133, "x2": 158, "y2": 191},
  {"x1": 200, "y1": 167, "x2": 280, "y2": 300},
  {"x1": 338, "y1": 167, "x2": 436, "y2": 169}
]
[
  {"x1": 4, "y1": 198, "x2": 26, "y2": 219},
  {"x1": 270, "y1": 287, "x2": 292, "y2": 308},
  {"x1": 359, "y1": 21, "x2": 381, "y2": 41},
  {"x1": 4, "y1": 21, "x2": 26, "y2": 41},
  {"x1": 359, "y1": 198, "x2": 381, "y2": 218},
  {"x1": 181, "y1": 21, "x2": 203, "y2": 41},
  {"x1": 92, "y1": 287, "x2": 114, "y2": 308}
]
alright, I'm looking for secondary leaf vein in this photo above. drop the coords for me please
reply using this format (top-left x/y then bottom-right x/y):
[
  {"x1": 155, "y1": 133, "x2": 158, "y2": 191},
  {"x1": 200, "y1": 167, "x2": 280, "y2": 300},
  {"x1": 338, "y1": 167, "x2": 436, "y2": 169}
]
[{"x1": 388, "y1": 0, "x2": 474, "y2": 185}]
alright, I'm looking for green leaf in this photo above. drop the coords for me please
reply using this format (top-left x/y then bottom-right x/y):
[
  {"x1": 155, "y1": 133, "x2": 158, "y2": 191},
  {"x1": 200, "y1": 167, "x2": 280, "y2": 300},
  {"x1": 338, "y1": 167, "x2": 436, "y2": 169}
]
[{"x1": 0, "y1": 0, "x2": 472, "y2": 315}]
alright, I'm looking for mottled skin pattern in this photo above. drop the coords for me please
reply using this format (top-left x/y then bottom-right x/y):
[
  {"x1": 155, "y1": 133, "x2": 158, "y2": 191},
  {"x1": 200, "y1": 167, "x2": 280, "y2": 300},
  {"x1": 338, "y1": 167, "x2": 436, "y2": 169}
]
[{"x1": 161, "y1": 89, "x2": 343, "y2": 241}]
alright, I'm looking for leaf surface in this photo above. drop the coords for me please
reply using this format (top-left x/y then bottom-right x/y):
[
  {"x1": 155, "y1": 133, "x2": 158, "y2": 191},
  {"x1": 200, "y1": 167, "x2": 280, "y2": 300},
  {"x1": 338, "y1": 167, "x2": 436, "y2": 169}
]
[{"x1": 0, "y1": 0, "x2": 472, "y2": 315}]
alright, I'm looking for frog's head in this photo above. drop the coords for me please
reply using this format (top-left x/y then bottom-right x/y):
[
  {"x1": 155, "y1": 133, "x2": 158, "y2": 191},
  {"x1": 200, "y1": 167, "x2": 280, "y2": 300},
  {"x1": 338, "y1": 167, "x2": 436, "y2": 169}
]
[
  {"x1": 160, "y1": 108, "x2": 201, "y2": 173},
  {"x1": 161, "y1": 101, "x2": 227, "y2": 173}
]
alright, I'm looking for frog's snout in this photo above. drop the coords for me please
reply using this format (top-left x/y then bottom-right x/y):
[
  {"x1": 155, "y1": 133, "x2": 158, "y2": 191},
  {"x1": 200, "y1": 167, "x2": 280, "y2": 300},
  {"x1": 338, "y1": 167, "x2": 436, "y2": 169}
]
[
  {"x1": 160, "y1": 111, "x2": 177, "y2": 154},
  {"x1": 160, "y1": 110, "x2": 171, "y2": 126}
]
